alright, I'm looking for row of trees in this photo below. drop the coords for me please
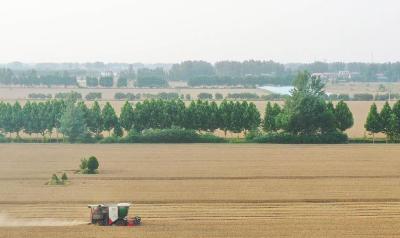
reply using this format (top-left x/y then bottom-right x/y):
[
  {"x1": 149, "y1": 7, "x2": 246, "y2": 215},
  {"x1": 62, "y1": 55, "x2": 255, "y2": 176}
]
[
  {"x1": 0, "y1": 71, "x2": 358, "y2": 143},
  {"x1": 2, "y1": 61, "x2": 400, "y2": 87},
  {"x1": 365, "y1": 101, "x2": 400, "y2": 142},
  {"x1": 0, "y1": 69, "x2": 76, "y2": 86},
  {"x1": 0, "y1": 98, "x2": 261, "y2": 141}
]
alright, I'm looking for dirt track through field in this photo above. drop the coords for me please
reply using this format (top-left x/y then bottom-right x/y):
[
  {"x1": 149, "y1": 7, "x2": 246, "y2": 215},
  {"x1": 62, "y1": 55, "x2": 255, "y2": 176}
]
[{"x1": 1, "y1": 144, "x2": 400, "y2": 237}]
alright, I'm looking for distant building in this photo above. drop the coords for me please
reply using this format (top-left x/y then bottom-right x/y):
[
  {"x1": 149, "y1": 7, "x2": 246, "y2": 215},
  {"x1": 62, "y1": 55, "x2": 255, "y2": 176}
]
[{"x1": 76, "y1": 76, "x2": 87, "y2": 87}]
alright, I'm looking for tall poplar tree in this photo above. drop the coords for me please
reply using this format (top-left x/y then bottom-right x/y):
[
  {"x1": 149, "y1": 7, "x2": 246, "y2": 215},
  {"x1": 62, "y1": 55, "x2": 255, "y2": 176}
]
[{"x1": 365, "y1": 103, "x2": 382, "y2": 143}]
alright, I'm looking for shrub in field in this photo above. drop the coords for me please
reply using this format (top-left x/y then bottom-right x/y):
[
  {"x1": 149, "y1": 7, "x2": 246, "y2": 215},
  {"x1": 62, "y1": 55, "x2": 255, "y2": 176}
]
[
  {"x1": 28, "y1": 93, "x2": 52, "y2": 99},
  {"x1": 47, "y1": 174, "x2": 65, "y2": 185},
  {"x1": 226, "y1": 92, "x2": 259, "y2": 100},
  {"x1": 80, "y1": 158, "x2": 88, "y2": 170},
  {"x1": 337, "y1": 94, "x2": 350, "y2": 101},
  {"x1": 55, "y1": 91, "x2": 82, "y2": 101},
  {"x1": 87, "y1": 156, "x2": 99, "y2": 173},
  {"x1": 197, "y1": 93, "x2": 213, "y2": 100},
  {"x1": 374, "y1": 94, "x2": 390, "y2": 101},
  {"x1": 215, "y1": 93, "x2": 224, "y2": 100},
  {"x1": 99, "y1": 136, "x2": 121, "y2": 143},
  {"x1": 353, "y1": 93, "x2": 374, "y2": 101},
  {"x1": 85, "y1": 92, "x2": 102, "y2": 101},
  {"x1": 79, "y1": 156, "x2": 99, "y2": 174},
  {"x1": 61, "y1": 172, "x2": 68, "y2": 181}
]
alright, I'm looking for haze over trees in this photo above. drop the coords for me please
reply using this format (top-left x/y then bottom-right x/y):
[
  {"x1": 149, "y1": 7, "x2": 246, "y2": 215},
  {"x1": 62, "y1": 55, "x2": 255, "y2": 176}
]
[{"x1": 1, "y1": 61, "x2": 400, "y2": 88}]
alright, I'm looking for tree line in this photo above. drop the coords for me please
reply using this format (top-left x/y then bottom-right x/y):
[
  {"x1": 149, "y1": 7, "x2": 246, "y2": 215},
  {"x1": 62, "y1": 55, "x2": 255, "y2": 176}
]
[
  {"x1": 365, "y1": 101, "x2": 400, "y2": 142},
  {"x1": 3, "y1": 60, "x2": 400, "y2": 88},
  {"x1": 0, "y1": 72, "x2": 359, "y2": 143},
  {"x1": 0, "y1": 99, "x2": 261, "y2": 141}
]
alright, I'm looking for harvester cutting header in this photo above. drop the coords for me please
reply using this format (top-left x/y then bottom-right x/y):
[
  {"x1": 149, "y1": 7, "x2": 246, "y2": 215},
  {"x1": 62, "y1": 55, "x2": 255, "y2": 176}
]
[{"x1": 88, "y1": 203, "x2": 141, "y2": 226}]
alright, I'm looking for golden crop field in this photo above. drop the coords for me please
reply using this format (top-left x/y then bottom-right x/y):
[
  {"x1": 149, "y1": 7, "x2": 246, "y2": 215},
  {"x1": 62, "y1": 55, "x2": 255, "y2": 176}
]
[{"x1": 1, "y1": 144, "x2": 400, "y2": 237}]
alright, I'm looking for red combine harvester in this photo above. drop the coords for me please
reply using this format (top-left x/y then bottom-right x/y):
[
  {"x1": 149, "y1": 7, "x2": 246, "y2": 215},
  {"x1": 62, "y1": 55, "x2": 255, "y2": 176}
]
[{"x1": 88, "y1": 203, "x2": 141, "y2": 226}]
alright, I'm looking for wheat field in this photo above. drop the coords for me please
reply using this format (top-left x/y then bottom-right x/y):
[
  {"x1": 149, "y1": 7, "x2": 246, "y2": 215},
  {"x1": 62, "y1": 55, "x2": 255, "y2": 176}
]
[{"x1": 0, "y1": 144, "x2": 400, "y2": 237}]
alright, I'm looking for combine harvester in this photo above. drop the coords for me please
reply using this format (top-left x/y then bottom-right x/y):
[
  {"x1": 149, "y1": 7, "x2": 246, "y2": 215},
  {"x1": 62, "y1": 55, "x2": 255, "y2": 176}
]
[{"x1": 88, "y1": 203, "x2": 141, "y2": 226}]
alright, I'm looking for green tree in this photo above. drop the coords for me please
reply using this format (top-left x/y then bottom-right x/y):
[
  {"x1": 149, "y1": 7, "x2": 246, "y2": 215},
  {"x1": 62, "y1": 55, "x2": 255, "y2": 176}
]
[
  {"x1": 102, "y1": 102, "x2": 118, "y2": 136},
  {"x1": 230, "y1": 101, "x2": 245, "y2": 135},
  {"x1": 364, "y1": 103, "x2": 382, "y2": 143},
  {"x1": 22, "y1": 101, "x2": 35, "y2": 136},
  {"x1": 0, "y1": 102, "x2": 5, "y2": 134},
  {"x1": 334, "y1": 100, "x2": 354, "y2": 132},
  {"x1": 120, "y1": 101, "x2": 134, "y2": 131},
  {"x1": 208, "y1": 101, "x2": 220, "y2": 132},
  {"x1": 117, "y1": 77, "x2": 128, "y2": 87},
  {"x1": 60, "y1": 102, "x2": 87, "y2": 142},
  {"x1": 11, "y1": 102, "x2": 23, "y2": 137},
  {"x1": 87, "y1": 156, "x2": 99, "y2": 173},
  {"x1": 53, "y1": 100, "x2": 66, "y2": 141},
  {"x1": 279, "y1": 71, "x2": 335, "y2": 135},
  {"x1": 243, "y1": 101, "x2": 260, "y2": 133},
  {"x1": 380, "y1": 101, "x2": 392, "y2": 142},
  {"x1": 88, "y1": 101, "x2": 103, "y2": 137},
  {"x1": 113, "y1": 119, "x2": 123, "y2": 137},
  {"x1": 263, "y1": 102, "x2": 281, "y2": 132},
  {"x1": 36, "y1": 102, "x2": 51, "y2": 140},
  {"x1": 390, "y1": 101, "x2": 400, "y2": 140},
  {"x1": 76, "y1": 101, "x2": 90, "y2": 129},
  {"x1": 2, "y1": 103, "x2": 13, "y2": 137},
  {"x1": 219, "y1": 100, "x2": 234, "y2": 136}
]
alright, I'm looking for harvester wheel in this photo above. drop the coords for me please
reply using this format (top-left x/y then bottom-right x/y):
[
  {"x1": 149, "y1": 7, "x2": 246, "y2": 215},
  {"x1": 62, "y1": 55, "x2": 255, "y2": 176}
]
[
  {"x1": 134, "y1": 216, "x2": 141, "y2": 225},
  {"x1": 113, "y1": 219, "x2": 128, "y2": 226}
]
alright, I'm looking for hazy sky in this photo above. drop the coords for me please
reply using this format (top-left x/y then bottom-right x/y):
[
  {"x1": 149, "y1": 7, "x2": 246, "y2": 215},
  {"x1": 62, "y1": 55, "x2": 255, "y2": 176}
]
[{"x1": 0, "y1": 0, "x2": 399, "y2": 63}]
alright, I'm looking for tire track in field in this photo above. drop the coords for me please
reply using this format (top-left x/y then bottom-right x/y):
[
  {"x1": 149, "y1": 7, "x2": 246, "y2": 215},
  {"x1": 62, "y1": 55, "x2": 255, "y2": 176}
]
[
  {"x1": 2, "y1": 202, "x2": 400, "y2": 221},
  {"x1": 2, "y1": 175, "x2": 400, "y2": 181},
  {"x1": 2, "y1": 198, "x2": 400, "y2": 205}
]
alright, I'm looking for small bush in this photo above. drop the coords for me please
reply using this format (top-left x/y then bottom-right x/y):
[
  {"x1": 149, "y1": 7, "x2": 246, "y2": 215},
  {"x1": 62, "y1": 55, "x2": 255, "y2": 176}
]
[
  {"x1": 47, "y1": 173, "x2": 65, "y2": 185},
  {"x1": 79, "y1": 156, "x2": 99, "y2": 174},
  {"x1": 61, "y1": 172, "x2": 68, "y2": 181},
  {"x1": 28, "y1": 93, "x2": 52, "y2": 99},
  {"x1": 374, "y1": 94, "x2": 389, "y2": 101},
  {"x1": 227, "y1": 93, "x2": 259, "y2": 100},
  {"x1": 55, "y1": 91, "x2": 82, "y2": 100},
  {"x1": 197, "y1": 93, "x2": 213, "y2": 100},
  {"x1": 124, "y1": 128, "x2": 225, "y2": 143},
  {"x1": 251, "y1": 131, "x2": 348, "y2": 144},
  {"x1": 245, "y1": 129, "x2": 263, "y2": 141},
  {"x1": 87, "y1": 156, "x2": 99, "y2": 173},
  {"x1": 337, "y1": 94, "x2": 350, "y2": 101},
  {"x1": 215, "y1": 93, "x2": 224, "y2": 100},
  {"x1": 114, "y1": 92, "x2": 141, "y2": 100},
  {"x1": 80, "y1": 158, "x2": 88, "y2": 170},
  {"x1": 352, "y1": 93, "x2": 373, "y2": 101},
  {"x1": 85, "y1": 92, "x2": 102, "y2": 101},
  {"x1": 99, "y1": 136, "x2": 121, "y2": 143},
  {"x1": 260, "y1": 94, "x2": 284, "y2": 101}
]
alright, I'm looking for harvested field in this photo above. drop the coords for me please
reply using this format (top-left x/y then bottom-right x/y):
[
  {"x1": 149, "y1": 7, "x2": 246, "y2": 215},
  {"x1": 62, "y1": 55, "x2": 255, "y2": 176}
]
[{"x1": 0, "y1": 144, "x2": 400, "y2": 237}]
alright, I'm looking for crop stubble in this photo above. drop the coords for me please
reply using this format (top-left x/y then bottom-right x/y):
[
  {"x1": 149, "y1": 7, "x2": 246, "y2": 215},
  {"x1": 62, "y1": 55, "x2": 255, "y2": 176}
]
[{"x1": 0, "y1": 144, "x2": 400, "y2": 237}]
